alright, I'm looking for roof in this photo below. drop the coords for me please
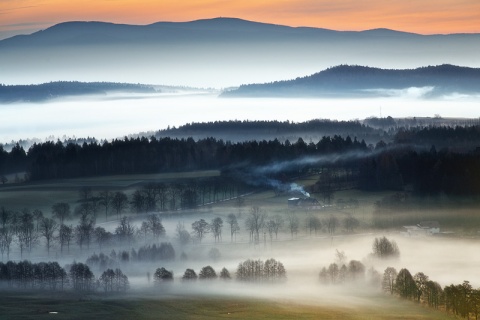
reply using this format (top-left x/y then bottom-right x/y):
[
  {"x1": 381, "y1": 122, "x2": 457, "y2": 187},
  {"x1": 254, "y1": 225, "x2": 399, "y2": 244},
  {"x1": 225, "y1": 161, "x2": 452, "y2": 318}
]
[{"x1": 418, "y1": 221, "x2": 440, "y2": 229}]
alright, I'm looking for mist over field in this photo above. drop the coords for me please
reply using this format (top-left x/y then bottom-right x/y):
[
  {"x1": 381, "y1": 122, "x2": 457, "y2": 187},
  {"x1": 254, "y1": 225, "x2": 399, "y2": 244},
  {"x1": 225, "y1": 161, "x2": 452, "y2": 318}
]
[{"x1": 2, "y1": 92, "x2": 479, "y2": 142}]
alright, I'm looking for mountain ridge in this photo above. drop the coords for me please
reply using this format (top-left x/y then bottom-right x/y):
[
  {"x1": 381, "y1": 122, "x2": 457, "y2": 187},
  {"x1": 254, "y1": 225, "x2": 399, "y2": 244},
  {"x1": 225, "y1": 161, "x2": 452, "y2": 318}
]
[
  {"x1": 1, "y1": 17, "x2": 479, "y2": 88},
  {"x1": 222, "y1": 64, "x2": 480, "y2": 98}
]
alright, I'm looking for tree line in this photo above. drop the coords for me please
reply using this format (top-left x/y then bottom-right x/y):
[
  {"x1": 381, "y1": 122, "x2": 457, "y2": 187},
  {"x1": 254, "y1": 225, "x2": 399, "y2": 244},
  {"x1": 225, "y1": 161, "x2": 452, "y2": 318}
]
[
  {"x1": 153, "y1": 258, "x2": 286, "y2": 284},
  {"x1": 0, "y1": 135, "x2": 367, "y2": 180},
  {"x1": 0, "y1": 260, "x2": 129, "y2": 294},
  {"x1": 381, "y1": 267, "x2": 480, "y2": 319}
]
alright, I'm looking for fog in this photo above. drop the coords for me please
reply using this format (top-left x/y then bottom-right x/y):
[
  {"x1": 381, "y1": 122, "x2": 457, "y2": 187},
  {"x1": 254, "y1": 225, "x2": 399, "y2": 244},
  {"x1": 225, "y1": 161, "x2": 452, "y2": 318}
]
[{"x1": 1, "y1": 92, "x2": 479, "y2": 142}]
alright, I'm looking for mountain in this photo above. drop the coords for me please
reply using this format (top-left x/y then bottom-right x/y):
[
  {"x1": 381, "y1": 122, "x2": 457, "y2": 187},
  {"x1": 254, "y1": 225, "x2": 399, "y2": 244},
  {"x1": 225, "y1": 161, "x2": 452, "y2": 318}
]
[
  {"x1": 0, "y1": 18, "x2": 479, "y2": 88},
  {"x1": 221, "y1": 64, "x2": 480, "y2": 97}
]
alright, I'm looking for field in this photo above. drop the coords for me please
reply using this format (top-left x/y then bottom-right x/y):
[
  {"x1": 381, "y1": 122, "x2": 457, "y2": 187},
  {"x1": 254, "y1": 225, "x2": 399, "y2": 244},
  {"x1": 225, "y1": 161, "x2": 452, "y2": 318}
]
[
  {"x1": 0, "y1": 292, "x2": 455, "y2": 320},
  {"x1": 1, "y1": 170, "x2": 478, "y2": 319}
]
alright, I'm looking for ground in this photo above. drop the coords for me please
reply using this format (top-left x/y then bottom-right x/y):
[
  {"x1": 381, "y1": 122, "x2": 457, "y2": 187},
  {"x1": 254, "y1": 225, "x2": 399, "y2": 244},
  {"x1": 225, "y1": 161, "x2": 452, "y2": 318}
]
[{"x1": 0, "y1": 292, "x2": 455, "y2": 320}]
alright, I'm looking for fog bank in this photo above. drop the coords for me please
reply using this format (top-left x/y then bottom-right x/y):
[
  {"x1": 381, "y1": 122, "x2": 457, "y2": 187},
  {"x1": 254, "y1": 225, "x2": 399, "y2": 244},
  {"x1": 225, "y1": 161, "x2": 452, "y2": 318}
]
[{"x1": 2, "y1": 93, "x2": 479, "y2": 142}]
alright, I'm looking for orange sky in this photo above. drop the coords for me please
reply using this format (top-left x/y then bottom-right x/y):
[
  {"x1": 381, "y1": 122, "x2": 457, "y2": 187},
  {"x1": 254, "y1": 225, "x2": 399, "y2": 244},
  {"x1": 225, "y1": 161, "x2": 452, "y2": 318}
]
[{"x1": 1, "y1": 0, "x2": 479, "y2": 39}]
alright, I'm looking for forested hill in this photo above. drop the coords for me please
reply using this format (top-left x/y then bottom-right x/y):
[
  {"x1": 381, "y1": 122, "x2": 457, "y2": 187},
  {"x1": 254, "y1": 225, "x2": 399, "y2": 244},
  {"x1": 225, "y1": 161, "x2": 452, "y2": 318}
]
[
  {"x1": 0, "y1": 81, "x2": 157, "y2": 102},
  {"x1": 153, "y1": 119, "x2": 383, "y2": 144},
  {"x1": 222, "y1": 65, "x2": 480, "y2": 97}
]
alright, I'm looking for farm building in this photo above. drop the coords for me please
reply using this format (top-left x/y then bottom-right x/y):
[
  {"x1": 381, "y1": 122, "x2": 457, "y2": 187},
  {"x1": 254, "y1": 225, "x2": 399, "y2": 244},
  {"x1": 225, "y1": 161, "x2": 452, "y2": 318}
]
[{"x1": 403, "y1": 221, "x2": 440, "y2": 236}]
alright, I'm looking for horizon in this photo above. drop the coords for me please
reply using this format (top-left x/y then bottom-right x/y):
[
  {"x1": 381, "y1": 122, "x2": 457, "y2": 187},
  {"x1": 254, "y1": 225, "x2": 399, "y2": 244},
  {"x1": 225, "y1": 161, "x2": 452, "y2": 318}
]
[
  {"x1": 1, "y1": 16, "x2": 480, "y2": 42},
  {"x1": 1, "y1": 0, "x2": 480, "y2": 40}
]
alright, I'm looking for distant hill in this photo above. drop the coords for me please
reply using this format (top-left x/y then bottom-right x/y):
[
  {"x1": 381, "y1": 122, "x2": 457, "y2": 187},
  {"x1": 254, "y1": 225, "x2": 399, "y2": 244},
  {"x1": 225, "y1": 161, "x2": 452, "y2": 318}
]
[
  {"x1": 1, "y1": 18, "x2": 479, "y2": 88},
  {"x1": 221, "y1": 65, "x2": 480, "y2": 97},
  {"x1": 0, "y1": 81, "x2": 158, "y2": 102}
]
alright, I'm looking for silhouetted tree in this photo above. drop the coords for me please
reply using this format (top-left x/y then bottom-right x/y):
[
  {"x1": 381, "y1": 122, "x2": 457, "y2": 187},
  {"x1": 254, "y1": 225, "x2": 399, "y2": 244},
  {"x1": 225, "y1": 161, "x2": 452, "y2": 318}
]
[
  {"x1": 199, "y1": 266, "x2": 217, "y2": 280},
  {"x1": 39, "y1": 217, "x2": 57, "y2": 255},
  {"x1": 51, "y1": 202, "x2": 71, "y2": 225}
]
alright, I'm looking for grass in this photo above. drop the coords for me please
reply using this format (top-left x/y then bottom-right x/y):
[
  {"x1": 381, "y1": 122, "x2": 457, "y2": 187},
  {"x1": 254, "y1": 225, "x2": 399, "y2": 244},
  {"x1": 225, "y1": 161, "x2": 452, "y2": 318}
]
[
  {"x1": 0, "y1": 170, "x2": 220, "y2": 212},
  {"x1": 0, "y1": 292, "x2": 455, "y2": 320}
]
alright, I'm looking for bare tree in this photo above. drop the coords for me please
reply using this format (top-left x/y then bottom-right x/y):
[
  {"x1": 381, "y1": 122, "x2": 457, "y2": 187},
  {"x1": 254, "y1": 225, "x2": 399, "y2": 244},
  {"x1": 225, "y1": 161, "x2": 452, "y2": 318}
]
[
  {"x1": 16, "y1": 209, "x2": 38, "y2": 257},
  {"x1": 58, "y1": 224, "x2": 73, "y2": 253},
  {"x1": 382, "y1": 267, "x2": 398, "y2": 295},
  {"x1": 226, "y1": 213, "x2": 240, "y2": 242},
  {"x1": 0, "y1": 227, "x2": 13, "y2": 260},
  {"x1": 139, "y1": 221, "x2": 150, "y2": 243},
  {"x1": 344, "y1": 215, "x2": 360, "y2": 232},
  {"x1": 32, "y1": 209, "x2": 43, "y2": 232},
  {"x1": 326, "y1": 215, "x2": 339, "y2": 235},
  {"x1": 286, "y1": 212, "x2": 299, "y2": 238},
  {"x1": 79, "y1": 186, "x2": 93, "y2": 202},
  {"x1": 111, "y1": 192, "x2": 128, "y2": 218},
  {"x1": 305, "y1": 215, "x2": 321, "y2": 235},
  {"x1": 52, "y1": 202, "x2": 71, "y2": 225},
  {"x1": 75, "y1": 214, "x2": 95, "y2": 250},
  {"x1": 245, "y1": 206, "x2": 266, "y2": 243},
  {"x1": 175, "y1": 222, "x2": 191, "y2": 246},
  {"x1": 372, "y1": 236, "x2": 400, "y2": 259},
  {"x1": 0, "y1": 206, "x2": 11, "y2": 230},
  {"x1": 115, "y1": 216, "x2": 136, "y2": 245},
  {"x1": 211, "y1": 217, "x2": 223, "y2": 242},
  {"x1": 94, "y1": 226, "x2": 111, "y2": 248},
  {"x1": 98, "y1": 190, "x2": 113, "y2": 221},
  {"x1": 146, "y1": 213, "x2": 165, "y2": 241},
  {"x1": 191, "y1": 219, "x2": 210, "y2": 243},
  {"x1": 39, "y1": 217, "x2": 58, "y2": 254}
]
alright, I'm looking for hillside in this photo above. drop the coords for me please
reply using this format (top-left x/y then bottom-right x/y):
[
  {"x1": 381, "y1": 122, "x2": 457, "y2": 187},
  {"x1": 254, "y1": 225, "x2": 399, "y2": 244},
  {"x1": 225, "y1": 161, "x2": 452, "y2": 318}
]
[
  {"x1": 0, "y1": 81, "x2": 158, "y2": 102},
  {"x1": 1, "y1": 18, "x2": 479, "y2": 88},
  {"x1": 222, "y1": 64, "x2": 480, "y2": 97}
]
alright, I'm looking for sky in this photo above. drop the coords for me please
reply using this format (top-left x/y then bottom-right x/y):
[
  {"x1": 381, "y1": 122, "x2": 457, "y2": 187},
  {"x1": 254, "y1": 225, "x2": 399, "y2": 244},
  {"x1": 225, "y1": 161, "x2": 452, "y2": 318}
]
[{"x1": 1, "y1": 0, "x2": 479, "y2": 40}]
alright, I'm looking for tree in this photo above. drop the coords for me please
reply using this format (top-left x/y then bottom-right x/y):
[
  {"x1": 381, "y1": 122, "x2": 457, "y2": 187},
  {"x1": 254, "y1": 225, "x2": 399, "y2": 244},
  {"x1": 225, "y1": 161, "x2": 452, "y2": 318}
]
[
  {"x1": 305, "y1": 215, "x2": 321, "y2": 235},
  {"x1": 0, "y1": 227, "x2": 13, "y2": 260},
  {"x1": 39, "y1": 217, "x2": 57, "y2": 255},
  {"x1": 245, "y1": 206, "x2": 265, "y2": 243},
  {"x1": 372, "y1": 236, "x2": 400, "y2": 259},
  {"x1": 146, "y1": 213, "x2": 165, "y2": 240},
  {"x1": 226, "y1": 213, "x2": 240, "y2": 242},
  {"x1": 413, "y1": 272, "x2": 429, "y2": 302},
  {"x1": 111, "y1": 192, "x2": 128, "y2": 218},
  {"x1": 0, "y1": 175, "x2": 7, "y2": 185},
  {"x1": 182, "y1": 268, "x2": 197, "y2": 281},
  {"x1": 115, "y1": 216, "x2": 136, "y2": 244},
  {"x1": 94, "y1": 226, "x2": 111, "y2": 248},
  {"x1": 220, "y1": 267, "x2": 231, "y2": 280},
  {"x1": 32, "y1": 209, "x2": 43, "y2": 232},
  {"x1": 154, "y1": 267, "x2": 173, "y2": 282},
  {"x1": 326, "y1": 215, "x2": 338, "y2": 235},
  {"x1": 199, "y1": 266, "x2": 217, "y2": 280},
  {"x1": 58, "y1": 224, "x2": 74, "y2": 253},
  {"x1": 98, "y1": 190, "x2": 113, "y2": 221},
  {"x1": 395, "y1": 268, "x2": 417, "y2": 300},
  {"x1": 130, "y1": 190, "x2": 146, "y2": 213},
  {"x1": 191, "y1": 219, "x2": 209, "y2": 243},
  {"x1": 347, "y1": 260, "x2": 365, "y2": 281},
  {"x1": 99, "y1": 268, "x2": 115, "y2": 292},
  {"x1": 286, "y1": 212, "x2": 299, "y2": 238},
  {"x1": 210, "y1": 217, "x2": 223, "y2": 242},
  {"x1": 16, "y1": 209, "x2": 37, "y2": 257},
  {"x1": 51, "y1": 202, "x2": 71, "y2": 225},
  {"x1": 69, "y1": 262, "x2": 94, "y2": 291},
  {"x1": 139, "y1": 221, "x2": 150, "y2": 242},
  {"x1": 0, "y1": 206, "x2": 10, "y2": 229},
  {"x1": 79, "y1": 186, "x2": 93, "y2": 202},
  {"x1": 75, "y1": 202, "x2": 94, "y2": 220},
  {"x1": 75, "y1": 214, "x2": 95, "y2": 250},
  {"x1": 344, "y1": 215, "x2": 359, "y2": 232},
  {"x1": 175, "y1": 222, "x2": 191, "y2": 246},
  {"x1": 382, "y1": 267, "x2": 397, "y2": 295}
]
